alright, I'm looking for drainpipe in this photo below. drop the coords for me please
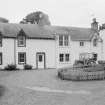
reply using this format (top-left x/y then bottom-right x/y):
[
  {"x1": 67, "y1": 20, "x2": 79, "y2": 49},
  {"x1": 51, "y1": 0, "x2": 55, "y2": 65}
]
[{"x1": 14, "y1": 38, "x2": 16, "y2": 65}]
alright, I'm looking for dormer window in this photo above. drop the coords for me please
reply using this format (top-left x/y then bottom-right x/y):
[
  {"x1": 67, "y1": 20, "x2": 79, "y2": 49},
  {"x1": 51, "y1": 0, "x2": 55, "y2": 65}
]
[
  {"x1": 59, "y1": 35, "x2": 63, "y2": 46},
  {"x1": 0, "y1": 36, "x2": 2, "y2": 47},
  {"x1": 93, "y1": 38, "x2": 97, "y2": 47},
  {"x1": 64, "y1": 36, "x2": 69, "y2": 46},
  {"x1": 18, "y1": 30, "x2": 26, "y2": 47},
  {"x1": 0, "y1": 32, "x2": 2, "y2": 47},
  {"x1": 59, "y1": 35, "x2": 69, "y2": 46}
]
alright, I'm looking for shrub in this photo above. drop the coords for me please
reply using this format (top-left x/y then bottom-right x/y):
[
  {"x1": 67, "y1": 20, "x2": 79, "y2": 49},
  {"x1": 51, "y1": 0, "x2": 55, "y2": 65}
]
[
  {"x1": 24, "y1": 64, "x2": 32, "y2": 70},
  {"x1": 98, "y1": 60, "x2": 105, "y2": 65},
  {"x1": 4, "y1": 64, "x2": 19, "y2": 71}
]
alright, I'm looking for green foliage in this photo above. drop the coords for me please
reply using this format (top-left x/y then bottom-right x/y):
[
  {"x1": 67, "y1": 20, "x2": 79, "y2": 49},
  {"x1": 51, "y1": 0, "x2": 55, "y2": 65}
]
[
  {"x1": 24, "y1": 64, "x2": 32, "y2": 70},
  {"x1": 0, "y1": 17, "x2": 9, "y2": 23},
  {"x1": 20, "y1": 11, "x2": 51, "y2": 25},
  {"x1": 4, "y1": 64, "x2": 19, "y2": 71},
  {"x1": 98, "y1": 60, "x2": 105, "y2": 65}
]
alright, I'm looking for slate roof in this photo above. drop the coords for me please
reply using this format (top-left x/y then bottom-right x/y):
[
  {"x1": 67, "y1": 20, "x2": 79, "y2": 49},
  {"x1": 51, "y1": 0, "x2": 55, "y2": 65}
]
[
  {"x1": 0, "y1": 23, "x2": 55, "y2": 39},
  {"x1": 47, "y1": 26, "x2": 97, "y2": 41},
  {"x1": 0, "y1": 23, "x2": 97, "y2": 41}
]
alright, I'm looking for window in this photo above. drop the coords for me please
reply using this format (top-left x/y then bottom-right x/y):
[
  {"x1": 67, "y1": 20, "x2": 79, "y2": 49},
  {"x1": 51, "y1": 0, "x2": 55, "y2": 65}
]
[
  {"x1": 18, "y1": 35, "x2": 26, "y2": 47},
  {"x1": 93, "y1": 38, "x2": 97, "y2": 47},
  {"x1": 18, "y1": 52, "x2": 26, "y2": 64},
  {"x1": 39, "y1": 55, "x2": 42, "y2": 62},
  {"x1": 80, "y1": 41, "x2": 84, "y2": 46},
  {"x1": 0, "y1": 53, "x2": 2, "y2": 65},
  {"x1": 59, "y1": 35, "x2": 63, "y2": 46},
  {"x1": 0, "y1": 35, "x2": 2, "y2": 47},
  {"x1": 64, "y1": 36, "x2": 69, "y2": 46},
  {"x1": 59, "y1": 54, "x2": 64, "y2": 62},
  {"x1": 65, "y1": 54, "x2": 69, "y2": 62},
  {"x1": 93, "y1": 53, "x2": 97, "y2": 61}
]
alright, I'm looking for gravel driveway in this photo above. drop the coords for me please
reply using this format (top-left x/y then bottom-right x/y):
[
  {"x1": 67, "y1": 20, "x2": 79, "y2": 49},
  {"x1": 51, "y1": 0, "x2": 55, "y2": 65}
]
[{"x1": 0, "y1": 69, "x2": 105, "y2": 105}]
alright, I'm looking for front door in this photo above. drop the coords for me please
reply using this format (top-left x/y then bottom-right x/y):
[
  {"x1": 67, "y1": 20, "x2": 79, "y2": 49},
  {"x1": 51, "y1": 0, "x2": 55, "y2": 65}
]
[{"x1": 36, "y1": 53, "x2": 45, "y2": 69}]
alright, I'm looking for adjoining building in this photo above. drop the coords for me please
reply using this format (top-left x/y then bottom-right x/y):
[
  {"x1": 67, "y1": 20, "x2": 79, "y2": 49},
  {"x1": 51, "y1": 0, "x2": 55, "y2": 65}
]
[{"x1": 0, "y1": 19, "x2": 103, "y2": 69}]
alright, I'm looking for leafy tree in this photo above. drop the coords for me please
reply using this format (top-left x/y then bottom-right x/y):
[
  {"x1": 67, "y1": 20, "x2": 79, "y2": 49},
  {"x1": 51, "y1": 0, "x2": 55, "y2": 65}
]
[
  {"x1": 20, "y1": 11, "x2": 51, "y2": 25},
  {"x1": 99, "y1": 24, "x2": 105, "y2": 30},
  {"x1": 0, "y1": 17, "x2": 9, "y2": 23}
]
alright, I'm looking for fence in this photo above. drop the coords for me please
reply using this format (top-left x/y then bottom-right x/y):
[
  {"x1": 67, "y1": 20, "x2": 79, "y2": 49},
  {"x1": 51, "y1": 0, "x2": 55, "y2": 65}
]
[{"x1": 61, "y1": 70, "x2": 105, "y2": 81}]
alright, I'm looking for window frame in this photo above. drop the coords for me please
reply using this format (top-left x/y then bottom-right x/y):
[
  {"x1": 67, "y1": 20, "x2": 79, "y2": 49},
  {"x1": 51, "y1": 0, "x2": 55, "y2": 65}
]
[
  {"x1": 64, "y1": 35, "x2": 69, "y2": 46},
  {"x1": 17, "y1": 29, "x2": 26, "y2": 47},
  {"x1": 59, "y1": 54, "x2": 64, "y2": 62},
  {"x1": 65, "y1": 53, "x2": 70, "y2": 62},
  {"x1": 59, "y1": 35, "x2": 63, "y2": 46},
  {"x1": 93, "y1": 38, "x2": 97, "y2": 47},
  {"x1": 18, "y1": 35, "x2": 26, "y2": 47},
  {"x1": 0, "y1": 32, "x2": 2, "y2": 47},
  {"x1": 18, "y1": 52, "x2": 26, "y2": 64},
  {"x1": 80, "y1": 41, "x2": 84, "y2": 46},
  {"x1": 0, "y1": 53, "x2": 2, "y2": 65}
]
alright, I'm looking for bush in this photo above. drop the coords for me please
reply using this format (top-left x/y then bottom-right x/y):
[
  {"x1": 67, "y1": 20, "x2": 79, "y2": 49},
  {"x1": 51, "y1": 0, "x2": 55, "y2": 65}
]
[
  {"x1": 24, "y1": 64, "x2": 32, "y2": 70},
  {"x1": 98, "y1": 60, "x2": 105, "y2": 65},
  {"x1": 4, "y1": 64, "x2": 19, "y2": 71}
]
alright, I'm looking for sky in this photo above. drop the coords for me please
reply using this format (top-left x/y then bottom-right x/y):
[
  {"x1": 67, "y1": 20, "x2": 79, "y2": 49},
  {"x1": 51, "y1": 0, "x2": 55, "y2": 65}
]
[{"x1": 1, "y1": 0, "x2": 105, "y2": 27}]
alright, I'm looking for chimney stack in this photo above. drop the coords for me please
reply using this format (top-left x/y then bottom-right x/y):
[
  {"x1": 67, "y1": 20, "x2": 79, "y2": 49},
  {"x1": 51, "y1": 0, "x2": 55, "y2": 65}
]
[{"x1": 91, "y1": 18, "x2": 98, "y2": 31}]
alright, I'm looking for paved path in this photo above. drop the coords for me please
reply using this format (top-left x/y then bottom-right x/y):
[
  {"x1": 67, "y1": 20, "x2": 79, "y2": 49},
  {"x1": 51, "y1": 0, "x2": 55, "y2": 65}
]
[{"x1": 26, "y1": 86, "x2": 91, "y2": 95}]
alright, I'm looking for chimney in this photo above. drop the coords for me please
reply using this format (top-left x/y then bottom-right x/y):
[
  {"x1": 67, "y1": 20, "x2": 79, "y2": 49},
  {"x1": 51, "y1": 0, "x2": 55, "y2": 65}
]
[{"x1": 91, "y1": 18, "x2": 98, "y2": 31}]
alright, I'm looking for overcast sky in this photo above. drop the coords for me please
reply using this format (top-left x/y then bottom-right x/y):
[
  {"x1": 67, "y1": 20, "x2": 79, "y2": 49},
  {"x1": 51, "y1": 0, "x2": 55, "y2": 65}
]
[{"x1": 1, "y1": 0, "x2": 105, "y2": 27}]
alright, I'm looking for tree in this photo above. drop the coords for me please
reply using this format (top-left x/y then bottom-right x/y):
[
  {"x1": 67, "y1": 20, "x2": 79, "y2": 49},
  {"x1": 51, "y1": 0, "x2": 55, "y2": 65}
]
[
  {"x1": 0, "y1": 17, "x2": 9, "y2": 23},
  {"x1": 20, "y1": 11, "x2": 51, "y2": 25},
  {"x1": 99, "y1": 24, "x2": 105, "y2": 30}
]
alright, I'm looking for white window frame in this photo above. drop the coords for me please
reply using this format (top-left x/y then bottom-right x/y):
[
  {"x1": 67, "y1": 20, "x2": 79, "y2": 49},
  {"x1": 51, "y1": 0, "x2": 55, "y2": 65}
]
[
  {"x1": 80, "y1": 41, "x2": 84, "y2": 46},
  {"x1": 18, "y1": 52, "x2": 26, "y2": 64},
  {"x1": 65, "y1": 53, "x2": 70, "y2": 62},
  {"x1": 18, "y1": 35, "x2": 26, "y2": 47},
  {"x1": 59, "y1": 35, "x2": 63, "y2": 46},
  {"x1": 0, "y1": 53, "x2": 2, "y2": 65},
  {"x1": 93, "y1": 38, "x2": 97, "y2": 47},
  {"x1": 64, "y1": 35, "x2": 69, "y2": 46},
  {"x1": 0, "y1": 35, "x2": 2, "y2": 47},
  {"x1": 59, "y1": 54, "x2": 64, "y2": 62}
]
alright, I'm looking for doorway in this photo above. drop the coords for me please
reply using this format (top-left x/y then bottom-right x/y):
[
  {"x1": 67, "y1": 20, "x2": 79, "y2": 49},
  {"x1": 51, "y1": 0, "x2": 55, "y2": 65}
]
[{"x1": 36, "y1": 52, "x2": 45, "y2": 69}]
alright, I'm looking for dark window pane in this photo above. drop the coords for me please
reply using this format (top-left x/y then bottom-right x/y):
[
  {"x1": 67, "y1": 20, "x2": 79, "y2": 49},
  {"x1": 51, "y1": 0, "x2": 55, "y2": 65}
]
[
  {"x1": 80, "y1": 42, "x2": 84, "y2": 46},
  {"x1": 0, "y1": 37, "x2": 2, "y2": 47},
  {"x1": 59, "y1": 36, "x2": 63, "y2": 46},
  {"x1": 65, "y1": 54, "x2": 69, "y2": 62},
  {"x1": 59, "y1": 54, "x2": 64, "y2": 62},
  {"x1": 93, "y1": 39, "x2": 97, "y2": 47},
  {"x1": 0, "y1": 53, "x2": 2, "y2": 65},
  {"x1": 18, "y1": 36, "x2": 26, "y2": 47},
  {"x1": 18, "y1": 53, "x2": 26, "y2": 64},
  {"x1": 64, "y1": 36, "x2": 69, "y2": 46},
  {"x1": 39, "y1": 55, "x2": 42, "y2": 62}
]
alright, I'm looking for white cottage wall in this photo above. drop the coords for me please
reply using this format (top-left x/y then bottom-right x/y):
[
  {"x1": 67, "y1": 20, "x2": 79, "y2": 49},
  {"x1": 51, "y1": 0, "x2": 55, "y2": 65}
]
[
  {"x1": 16, "y1": 39, "x2": 56, "y2": 69},
  {"x1": 0, "y1": 38, "x2": 15, "y2": 69}
]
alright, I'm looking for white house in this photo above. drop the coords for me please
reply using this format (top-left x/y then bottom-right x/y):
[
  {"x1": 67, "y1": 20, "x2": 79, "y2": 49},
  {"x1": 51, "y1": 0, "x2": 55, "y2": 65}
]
[
  {"x1": 0, "y1": 23, "x2": 56, "y2": 69},
  {"x1": 99, "y1": 24, "x2": 105, "y2": 60},
  {"x1": 0, "y1": 19, "x2": 103, "y2": 69},
  {"x1": 53, "y1": 19, "x2": 103, "y2": 68}
]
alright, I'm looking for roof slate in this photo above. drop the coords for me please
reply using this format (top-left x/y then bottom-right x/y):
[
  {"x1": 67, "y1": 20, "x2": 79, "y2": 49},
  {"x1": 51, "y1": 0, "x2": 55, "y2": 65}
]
[{"x1": 0, "y1": 23, "x2": 96, "y2": 40}]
